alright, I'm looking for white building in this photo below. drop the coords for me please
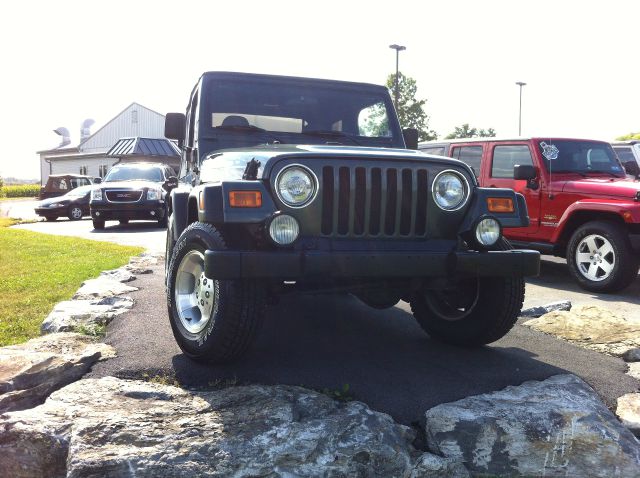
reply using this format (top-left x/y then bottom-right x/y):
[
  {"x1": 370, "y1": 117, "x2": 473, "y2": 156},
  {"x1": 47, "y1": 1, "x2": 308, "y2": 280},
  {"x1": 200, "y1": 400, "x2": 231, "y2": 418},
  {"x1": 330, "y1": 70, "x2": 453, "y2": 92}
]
[{"x1": 38, "y1": 102, "x2": 177, "y2": 184}]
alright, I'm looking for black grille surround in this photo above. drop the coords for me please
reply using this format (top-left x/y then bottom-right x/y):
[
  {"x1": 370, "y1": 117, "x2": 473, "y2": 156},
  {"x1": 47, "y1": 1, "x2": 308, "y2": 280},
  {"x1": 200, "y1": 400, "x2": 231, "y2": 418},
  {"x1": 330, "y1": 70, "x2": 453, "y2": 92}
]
[{"x1": 105, "y1": 190, "x2": 144, "y2": 203}]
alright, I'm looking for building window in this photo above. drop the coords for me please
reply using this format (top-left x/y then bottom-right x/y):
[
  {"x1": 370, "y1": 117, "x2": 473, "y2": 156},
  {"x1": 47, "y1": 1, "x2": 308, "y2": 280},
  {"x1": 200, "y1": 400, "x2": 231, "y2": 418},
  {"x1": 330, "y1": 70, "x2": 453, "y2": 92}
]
[
  {"x1": 79, "y1": 165, "x2": 88, "y2": 175},
  {"x1": 132, "y1": 109, "x2": 138, "y2": 124},
  {"x1": 99, "y1": 164, "x2": 109, "y2": 178}
]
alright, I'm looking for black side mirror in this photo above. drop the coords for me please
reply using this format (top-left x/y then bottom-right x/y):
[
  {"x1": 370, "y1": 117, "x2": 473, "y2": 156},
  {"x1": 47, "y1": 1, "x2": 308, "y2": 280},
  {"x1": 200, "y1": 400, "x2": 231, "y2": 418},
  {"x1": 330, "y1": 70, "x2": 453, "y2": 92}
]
[
  {"x1": 402, "y1": 128, "x2": 419, "y2": 150},
  {"x1": 93, "y1": 177, "x2": 102, "y2": 184},
  {"x1": 513, "y1": 164, "x2": 537, "y2": 180},
  {"x1": 624, "y1": 161, "x2": 640, "y2": 177},
  {"x1": 165, "y1": 113, "x2": 186, "y2": 141},
  {"x1": 163, "y1": 176, "x2": 178, "y2": 190}
]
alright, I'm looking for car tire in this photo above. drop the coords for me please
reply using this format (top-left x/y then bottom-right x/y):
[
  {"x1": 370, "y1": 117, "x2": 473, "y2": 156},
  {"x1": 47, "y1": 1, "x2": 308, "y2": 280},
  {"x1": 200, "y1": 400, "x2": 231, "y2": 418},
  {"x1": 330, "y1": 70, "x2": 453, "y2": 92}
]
[
  {"x1": 119, "y1": 219, "x2": 129, "y2": 225},
  {"x1": 409, "y1": 238, "x2": 525, "y2": 346},
  {"x1": 166, "y1": 222, "x2": 266, "y2": 363},
  {"x1": 68, "y1": 206, "x2": 83, "y2": 221},
  {"x1": 158, "y1": 208, "x2": 168, "y2": 228},
  {"x1": 567, "y1": 220, "x2": 638, "y2": 293},
  {"x1": 45, "y1": 216, "x2": 57, "y2": 222},
  {"x1": 92, "y1": 219, "x2": 105, "y2": 230}
]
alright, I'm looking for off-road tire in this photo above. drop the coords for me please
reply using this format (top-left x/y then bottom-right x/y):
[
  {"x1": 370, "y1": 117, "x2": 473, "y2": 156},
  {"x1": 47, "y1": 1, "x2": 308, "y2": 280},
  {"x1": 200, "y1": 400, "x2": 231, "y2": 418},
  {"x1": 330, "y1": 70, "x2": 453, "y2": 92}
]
[
  {"x1": 410, "y1": 238, "x2": 525, "y2": 346},
  {"x1": 68, "y1": 206, "x2": 83, "y2": 221},
  {"x1": 166, "y1": 221, "x2": 266, "y2": 363},
  {"x1": 92, "y1": 219, "x2": 105, "y2": 230},
  {"x1": 567, "y1": 220, "x2": 639, "y2": 293}
]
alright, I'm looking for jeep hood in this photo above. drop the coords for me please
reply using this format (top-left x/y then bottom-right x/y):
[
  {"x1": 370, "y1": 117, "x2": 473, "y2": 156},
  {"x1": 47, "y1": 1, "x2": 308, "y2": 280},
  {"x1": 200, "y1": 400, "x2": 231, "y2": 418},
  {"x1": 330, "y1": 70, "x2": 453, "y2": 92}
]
[{"x1": 562, "y1": 176, "x2": 640, "y2": 200}]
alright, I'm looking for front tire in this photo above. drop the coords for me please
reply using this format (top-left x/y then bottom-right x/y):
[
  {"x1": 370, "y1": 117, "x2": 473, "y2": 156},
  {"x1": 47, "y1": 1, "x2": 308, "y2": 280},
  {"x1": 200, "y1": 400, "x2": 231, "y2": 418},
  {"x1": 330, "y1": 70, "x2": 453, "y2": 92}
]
[
  {"x1": 92, "y1": 219, "x2": 105, "y2": 230},
  {"x1": 166, "y1": 222, "x2": 266, "y2": 363},
  {"x1": 45, "y1": 216, "x2": 57, "y2": 222},
  {"x1": 567, "y1": 221, "x2": 638, "y2": 293},
  {"x1": 410, "y1": 239, "x2": 525, "y2": 346}
]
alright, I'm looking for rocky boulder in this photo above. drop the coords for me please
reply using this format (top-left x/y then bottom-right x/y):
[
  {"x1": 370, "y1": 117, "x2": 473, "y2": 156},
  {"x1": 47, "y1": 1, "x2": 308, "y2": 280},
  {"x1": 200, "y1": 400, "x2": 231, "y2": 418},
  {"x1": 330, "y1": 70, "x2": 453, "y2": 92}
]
[
  {"x1": 522, "y1": 305, "x2": 640, "y2": 356},
  {"x1": 425, "y1": 374, "x2": 640, "y2": 477},
  {"x1": 0, "y1": 377, "x2": 467, "y2": 478},
  {"x1": 519, "y1": 300, "x2": 572, "y2": 318},
  {"x1": 72, "y1": 277, "x2": 137, "y2": 300},
  {"x1": 0, "y1": 334, "x2": 115, "y2": 413},
  {"x1": 99, "y1": 267, "x2": 136, "y2": 283},
  {"x1": 41, "y1": 297, "x2": 133, "y2": 334},
  {"x1": 617, "y1": 393, "x2": 640, "y2": 437}
]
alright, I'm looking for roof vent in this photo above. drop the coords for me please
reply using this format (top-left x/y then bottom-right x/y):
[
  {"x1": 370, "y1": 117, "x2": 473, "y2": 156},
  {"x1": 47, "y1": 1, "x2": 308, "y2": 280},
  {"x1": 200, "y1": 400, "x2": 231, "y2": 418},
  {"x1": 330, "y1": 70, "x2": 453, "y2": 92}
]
[
  {"x1": 80, "y1": 118, "x2": 95, "y2": 142},
  {"x1": 53, "y1": 127, "x2": 71, "y2": 148}
]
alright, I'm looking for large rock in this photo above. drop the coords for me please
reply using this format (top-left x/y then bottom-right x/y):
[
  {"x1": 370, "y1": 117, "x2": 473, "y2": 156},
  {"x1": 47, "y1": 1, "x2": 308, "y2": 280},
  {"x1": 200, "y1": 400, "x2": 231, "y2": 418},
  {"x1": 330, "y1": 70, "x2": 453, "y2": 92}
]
[
  {"x1": 523, "y1": 305, "x2": 640, "y2": 356},
  {"x1": 628, "y1": 362, "x2": 640, "y2": 380},
  {"x1": 425, "y1": 374, "x2": 640, "y2": 477},
  {"x1": 617, "y1": 393, "x2": 640, "y2": 437},
  {"x1": 41, "y1": 297, "x2": 134, "y2": 334},
  {"x1": 0, "y1": 377, "x2": 466, "y2": 478},
  {"x1": 0, "y1": 333, "x2": 115, "y2": 413},
  {"x1": 100, "y1": 267, "x2": 136, "y2": 283},
  {"x1": 520, "y1": 300, "x2": 572, "y2": 318},
  {"x1": 72, "y1": 277, "x2": 137, "y2": 300}
]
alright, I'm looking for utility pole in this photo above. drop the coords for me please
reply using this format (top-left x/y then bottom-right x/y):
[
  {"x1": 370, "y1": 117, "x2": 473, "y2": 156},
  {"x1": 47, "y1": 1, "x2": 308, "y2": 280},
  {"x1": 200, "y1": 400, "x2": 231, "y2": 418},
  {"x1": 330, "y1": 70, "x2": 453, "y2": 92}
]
[
  {"x1": 389, "y1": 44, "x2": 406, "y2": 108},
  {"x1": 516, "y1": 81, "x2": 526, "y2": 136}
]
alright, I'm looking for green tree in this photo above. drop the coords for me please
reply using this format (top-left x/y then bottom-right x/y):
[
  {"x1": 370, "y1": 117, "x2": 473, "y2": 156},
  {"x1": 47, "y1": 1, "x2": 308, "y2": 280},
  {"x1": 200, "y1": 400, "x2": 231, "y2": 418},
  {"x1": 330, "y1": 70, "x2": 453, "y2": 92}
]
[
  {"x1": 0, "y1": 175, "x2": 4, "y2": 198},
  {"x1": 374, "y1": 73, "x2": 437, "y2": 142},
  {"x1": 445, "y1": 123, "x2": 496, "y2": 139},
  {"x1": 616, "y1": 132, "x2": 640, "y2": 140}
]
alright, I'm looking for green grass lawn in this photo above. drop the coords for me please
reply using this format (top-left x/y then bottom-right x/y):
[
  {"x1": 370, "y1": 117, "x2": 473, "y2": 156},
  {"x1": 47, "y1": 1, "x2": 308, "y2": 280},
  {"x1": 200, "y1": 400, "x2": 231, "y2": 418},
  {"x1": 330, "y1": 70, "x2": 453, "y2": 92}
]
[{"x1": 0, "y1": 225, "x2": 144, "y2": 346}]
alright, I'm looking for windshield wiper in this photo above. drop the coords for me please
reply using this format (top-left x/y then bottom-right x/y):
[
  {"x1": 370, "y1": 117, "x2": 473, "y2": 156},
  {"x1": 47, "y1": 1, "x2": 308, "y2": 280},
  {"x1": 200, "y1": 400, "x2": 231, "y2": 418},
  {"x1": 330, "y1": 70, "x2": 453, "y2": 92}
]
[
  {"x1": 212, "y1": 125, "x2": 286, "y2": 144},
  {"x1": 302, "y1": 130, "x2": 362, "y2": 146},
  {"x1": 585, "y1": 170, "x2": 622, "y2": 178}
]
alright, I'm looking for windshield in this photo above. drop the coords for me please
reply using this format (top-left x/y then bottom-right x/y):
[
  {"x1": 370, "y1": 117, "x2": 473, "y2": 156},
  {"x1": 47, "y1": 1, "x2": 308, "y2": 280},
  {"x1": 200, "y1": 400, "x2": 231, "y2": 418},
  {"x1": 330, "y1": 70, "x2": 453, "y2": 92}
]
[
  {"x1": 538, "y1": 140, "x2": 625, "y2": 176},
  {"x1": 614, "y1": 147, "x2": 636, "y2": 163},
  {"x1": 202, "y1": 77, "x2": 401, "y2": 148},
  {"x1": 104, "y1": 166, "x2": 164, "y2": 182}
]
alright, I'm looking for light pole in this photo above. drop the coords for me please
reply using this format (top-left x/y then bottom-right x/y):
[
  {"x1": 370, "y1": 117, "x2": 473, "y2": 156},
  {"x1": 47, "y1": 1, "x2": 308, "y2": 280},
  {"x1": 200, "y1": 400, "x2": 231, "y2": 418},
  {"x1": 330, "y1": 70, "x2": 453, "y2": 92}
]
[
  {"x1": 389, "y1": 44, "x2": 406, "y2": 108},
  {"x1": 516, "y1": 81, "x2": 526, "y2": 136}
]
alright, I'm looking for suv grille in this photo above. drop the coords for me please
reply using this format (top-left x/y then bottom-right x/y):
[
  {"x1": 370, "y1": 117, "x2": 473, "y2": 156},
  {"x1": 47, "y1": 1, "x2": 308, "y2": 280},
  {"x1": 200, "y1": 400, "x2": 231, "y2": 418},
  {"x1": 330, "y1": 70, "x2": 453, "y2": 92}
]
[
  {"x1": 320, "y1": 166, "x2": 428, "y2": 237},
  {"x1": 105, "y1": 190, "x2": 143, "y2": 202}
]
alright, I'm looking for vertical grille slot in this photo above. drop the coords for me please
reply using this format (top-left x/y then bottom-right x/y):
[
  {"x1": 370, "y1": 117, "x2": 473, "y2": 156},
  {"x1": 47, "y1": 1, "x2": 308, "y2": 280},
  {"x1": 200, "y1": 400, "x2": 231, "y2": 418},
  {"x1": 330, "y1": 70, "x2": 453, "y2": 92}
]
[
  {"x1": 354, "y1": 167, "x2": 366, "y2": 235},
  {"x1": 400, "y1": 169, "x2": 413, "y2": 235},
  {"x1": 384, "y1": 169, "x2": 397, "y2": 235},
  {"x1": 415, "y1": 169, "x2": 428, "y2": 235},
  {"x1": 337, "y1": 167, "x2": 350, "y2": 235},
  {"x1": 369, "y1": 168, "x2": 382, "y2": 235},
  {"x1": 321, "y1": 166, "x2": 334, "y2": 235}
]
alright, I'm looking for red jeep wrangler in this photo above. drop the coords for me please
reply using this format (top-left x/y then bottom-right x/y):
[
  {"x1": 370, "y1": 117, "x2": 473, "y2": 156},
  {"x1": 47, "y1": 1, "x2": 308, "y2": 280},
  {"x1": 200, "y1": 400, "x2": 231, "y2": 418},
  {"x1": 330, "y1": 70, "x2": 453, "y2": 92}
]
[{"x1": 420, "y1": 137, "x2": 640, "y2": 292}]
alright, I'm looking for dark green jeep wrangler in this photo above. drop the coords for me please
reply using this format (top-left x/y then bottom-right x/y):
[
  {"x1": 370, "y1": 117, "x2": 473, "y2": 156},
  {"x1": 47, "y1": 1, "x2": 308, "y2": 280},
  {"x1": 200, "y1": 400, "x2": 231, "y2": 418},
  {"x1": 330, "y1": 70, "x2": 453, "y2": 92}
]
[{"x1": 164, "y1": 72, "x2": 539, "y2": 363}]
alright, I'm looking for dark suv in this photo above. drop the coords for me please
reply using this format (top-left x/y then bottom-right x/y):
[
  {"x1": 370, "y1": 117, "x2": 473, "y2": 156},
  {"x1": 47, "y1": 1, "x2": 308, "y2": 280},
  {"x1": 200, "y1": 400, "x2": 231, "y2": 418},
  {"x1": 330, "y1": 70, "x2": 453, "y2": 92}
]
[
  {"x1": 90, "y1": 162, "x2": 177, "y2": 229},
  {"x1": 163, "y1": 72, "x2": 539, "y2": 363}
]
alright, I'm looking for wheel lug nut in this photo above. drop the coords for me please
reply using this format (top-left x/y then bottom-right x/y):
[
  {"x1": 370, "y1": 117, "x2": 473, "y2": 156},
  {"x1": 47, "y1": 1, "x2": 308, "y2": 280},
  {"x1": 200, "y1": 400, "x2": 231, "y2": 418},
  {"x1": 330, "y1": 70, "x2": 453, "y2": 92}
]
[
  {"x1": 203, "y1": 278, "x2": 207, "y2": 285},
  {"x1": 205, "y1": 291, "x2": 210, "y2": 298},
  {"x1": 200, "y1": 300, "x2": 204, "y2": 306}
]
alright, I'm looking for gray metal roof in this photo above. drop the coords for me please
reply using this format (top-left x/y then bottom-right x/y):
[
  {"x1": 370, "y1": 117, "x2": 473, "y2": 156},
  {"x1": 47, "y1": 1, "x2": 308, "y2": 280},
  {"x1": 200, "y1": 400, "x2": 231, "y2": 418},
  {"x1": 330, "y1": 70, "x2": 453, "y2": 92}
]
[{"x1": 106, "y1": 137, "x2": 180, "y2": 158}]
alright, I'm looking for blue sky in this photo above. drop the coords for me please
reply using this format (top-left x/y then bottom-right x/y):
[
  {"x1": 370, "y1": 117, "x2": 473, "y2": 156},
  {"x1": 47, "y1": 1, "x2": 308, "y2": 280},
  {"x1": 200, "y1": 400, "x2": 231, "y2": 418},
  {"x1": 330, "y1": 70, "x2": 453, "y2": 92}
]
[{"x1": 1, "y1": 0, "x2": 638, "y2": 179}]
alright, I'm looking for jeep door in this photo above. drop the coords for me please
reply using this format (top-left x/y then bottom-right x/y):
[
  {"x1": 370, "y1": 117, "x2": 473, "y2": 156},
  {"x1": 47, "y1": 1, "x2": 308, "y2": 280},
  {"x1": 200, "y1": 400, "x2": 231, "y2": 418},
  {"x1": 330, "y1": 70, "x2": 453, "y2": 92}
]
[{"x1": 485, "y1": 142, "x2": 541, "y2": 238}]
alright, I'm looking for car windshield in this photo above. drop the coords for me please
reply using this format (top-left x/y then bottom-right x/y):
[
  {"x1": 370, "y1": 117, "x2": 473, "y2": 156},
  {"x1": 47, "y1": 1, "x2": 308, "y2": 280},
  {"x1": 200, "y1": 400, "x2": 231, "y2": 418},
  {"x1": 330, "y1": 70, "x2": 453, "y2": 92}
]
[
  {"x1": 104, "y1": 166, "x2": 163, "y2": 182},
  {"x1": 614, "y1": 147, "x2": 636, "y2": 163},
  {"x1": 202, "y1": 77, "x2": 401, "y2": 148},
  {"x1": 65, "y1": 185, "x2": 93, "y2": 197},
  {"x1": 538, "y1": 140, "x2": 625, "y2": 176}
]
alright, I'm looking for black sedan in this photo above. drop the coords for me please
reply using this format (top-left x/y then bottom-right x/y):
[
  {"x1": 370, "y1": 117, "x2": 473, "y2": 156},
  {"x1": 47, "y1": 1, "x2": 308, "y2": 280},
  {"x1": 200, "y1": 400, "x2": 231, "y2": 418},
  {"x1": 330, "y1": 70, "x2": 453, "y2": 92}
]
[{"x1": 34, "y1": 185, "x2": 92, "y2": 221}]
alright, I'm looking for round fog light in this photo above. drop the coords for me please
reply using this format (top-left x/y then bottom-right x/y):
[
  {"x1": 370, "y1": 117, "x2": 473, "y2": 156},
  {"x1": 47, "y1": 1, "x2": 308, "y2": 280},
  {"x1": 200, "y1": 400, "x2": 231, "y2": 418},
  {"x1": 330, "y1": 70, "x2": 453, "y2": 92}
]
[
  {"x1": 269, "y1": 215, "x2": 299, "y2": 245},
  {"x1": 475, "y1": 217, "x2": 501, "y2": 247}
]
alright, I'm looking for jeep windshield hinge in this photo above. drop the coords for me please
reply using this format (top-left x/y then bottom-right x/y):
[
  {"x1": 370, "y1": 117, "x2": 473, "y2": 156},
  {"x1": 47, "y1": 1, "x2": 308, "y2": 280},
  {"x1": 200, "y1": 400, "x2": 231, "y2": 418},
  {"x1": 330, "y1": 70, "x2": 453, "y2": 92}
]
[{"x1": 243, "y1": 158, "x2": 261, "y2": 180}]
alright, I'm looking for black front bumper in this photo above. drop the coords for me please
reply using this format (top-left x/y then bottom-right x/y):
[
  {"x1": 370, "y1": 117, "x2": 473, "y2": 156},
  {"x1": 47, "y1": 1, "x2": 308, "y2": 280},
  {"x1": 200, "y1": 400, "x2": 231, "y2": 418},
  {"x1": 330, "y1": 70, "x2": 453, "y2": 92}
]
[
  {"x1": 204, "y1": 249, "x2": 540, "y2": 280},
  {"x1": 90, "y1": 202, "x2": 165, "y2": 221}
]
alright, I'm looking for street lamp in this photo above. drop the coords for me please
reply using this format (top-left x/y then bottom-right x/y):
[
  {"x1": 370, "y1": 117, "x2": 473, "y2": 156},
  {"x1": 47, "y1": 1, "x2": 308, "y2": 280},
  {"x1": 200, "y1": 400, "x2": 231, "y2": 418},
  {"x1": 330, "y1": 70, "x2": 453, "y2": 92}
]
[
  {"x1": 389, "y1": 44, "x2": 406, "y2": 108},
  {"x1": 515, "y1": 81, "x2": 526, "y2": 136}
]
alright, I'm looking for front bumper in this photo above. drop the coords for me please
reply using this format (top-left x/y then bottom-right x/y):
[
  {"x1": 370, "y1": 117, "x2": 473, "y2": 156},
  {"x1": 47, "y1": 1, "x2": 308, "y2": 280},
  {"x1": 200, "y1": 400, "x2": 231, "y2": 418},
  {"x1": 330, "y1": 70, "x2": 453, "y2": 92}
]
[
  {"x1": 90, "y1": 201, "x2": 165, "y2": 221},
  {"x1": 204, "y1": 249, "x2": 540, "y2": 280},
  {"x1": 35, "y1": 206, "x2": 65, "y2": 216}
]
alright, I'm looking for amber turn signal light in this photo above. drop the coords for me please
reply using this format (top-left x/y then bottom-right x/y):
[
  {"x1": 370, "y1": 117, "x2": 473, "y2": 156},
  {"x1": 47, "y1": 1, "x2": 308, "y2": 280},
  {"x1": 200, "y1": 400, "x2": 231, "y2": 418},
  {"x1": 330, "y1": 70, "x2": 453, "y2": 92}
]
[
  {"x1": 229, "y1": 191, "x2": 262, "y2": 208},
  {"x1": 487, "y1": 197, "x2": 514, "y2": 213}
]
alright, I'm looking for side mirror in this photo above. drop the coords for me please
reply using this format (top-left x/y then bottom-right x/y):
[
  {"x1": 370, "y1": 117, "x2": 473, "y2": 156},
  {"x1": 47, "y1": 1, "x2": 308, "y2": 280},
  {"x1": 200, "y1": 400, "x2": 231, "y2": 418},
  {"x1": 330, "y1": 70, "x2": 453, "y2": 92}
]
[
  {"x1": 513, "y1": 164, "x2": 537, "y2": 180},
  {"x1": 163, "y1": 176, "x2": 178, "y2": 190},
  {"x1": 165, "y1": 113, "x2": 186, "y2": 141},
  {"x1": 624, "y1": 160, "x2": 640, "y2": 177},
  {"x1": 93, "y1": 177, "x2": 102, "y2": 184},
  {"x1": 402, "y1": 128, "x2": 419, "y2": 150}
]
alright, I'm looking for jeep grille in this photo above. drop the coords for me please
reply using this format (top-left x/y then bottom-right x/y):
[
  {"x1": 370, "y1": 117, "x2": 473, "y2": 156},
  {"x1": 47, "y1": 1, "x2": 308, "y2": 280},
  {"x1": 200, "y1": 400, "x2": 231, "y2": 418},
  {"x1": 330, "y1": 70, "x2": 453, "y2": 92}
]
[
  {"x1": 320, "y1": 166, "x2": 428, "y2": 237},
  {"x1": 105, "y1": 190, "x2": 143, "y2": 202}
]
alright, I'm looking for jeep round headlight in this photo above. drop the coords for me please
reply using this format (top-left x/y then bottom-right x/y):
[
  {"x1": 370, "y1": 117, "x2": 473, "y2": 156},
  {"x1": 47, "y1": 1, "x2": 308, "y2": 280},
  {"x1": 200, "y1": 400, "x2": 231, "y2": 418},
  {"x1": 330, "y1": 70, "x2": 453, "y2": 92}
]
[
  {"x1": 432, "y1": 170, "x2": 469, "y2": 211},
  {"x1": 475, "y1": 217, "x2": 501, "y2": 247},
  {"x1": 276, "y1": 165, "x2": 317, "y2": 207},
  {"x1": 269, "y1": 214, "x2": 300, "y2": 245}
]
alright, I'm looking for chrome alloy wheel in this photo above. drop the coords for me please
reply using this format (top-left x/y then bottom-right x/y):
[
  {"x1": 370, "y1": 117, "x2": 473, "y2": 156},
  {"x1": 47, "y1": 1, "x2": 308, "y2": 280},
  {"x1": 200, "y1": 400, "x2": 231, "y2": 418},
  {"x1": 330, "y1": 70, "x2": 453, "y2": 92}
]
[
  {"x1": 575, "y1": 234, "x2": 615, "y2": 282},
  {"x1": 174, "y1": 250, "x2": 217, "y2": 334},
  {"x1": 70, "y1": 206, "x2": 83, "y2": 219}
]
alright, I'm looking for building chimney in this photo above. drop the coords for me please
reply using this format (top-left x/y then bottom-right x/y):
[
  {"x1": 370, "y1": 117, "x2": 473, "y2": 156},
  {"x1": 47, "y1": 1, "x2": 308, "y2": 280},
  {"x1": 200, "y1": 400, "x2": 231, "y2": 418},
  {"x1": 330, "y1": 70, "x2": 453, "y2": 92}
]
[
  {"x1": 53, "y1": 127, "x2": 71, "y2": 148},
  {"x1": 80, "y1": 118, "x2": 95, "y2": 142}
]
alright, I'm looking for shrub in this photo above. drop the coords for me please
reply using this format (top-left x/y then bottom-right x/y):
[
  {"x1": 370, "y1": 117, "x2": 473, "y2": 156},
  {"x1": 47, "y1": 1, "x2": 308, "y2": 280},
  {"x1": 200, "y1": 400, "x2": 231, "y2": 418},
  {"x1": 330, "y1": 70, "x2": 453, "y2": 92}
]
[{"x1": 3, "y1": 184, "x2": 40, "y2": 198}]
